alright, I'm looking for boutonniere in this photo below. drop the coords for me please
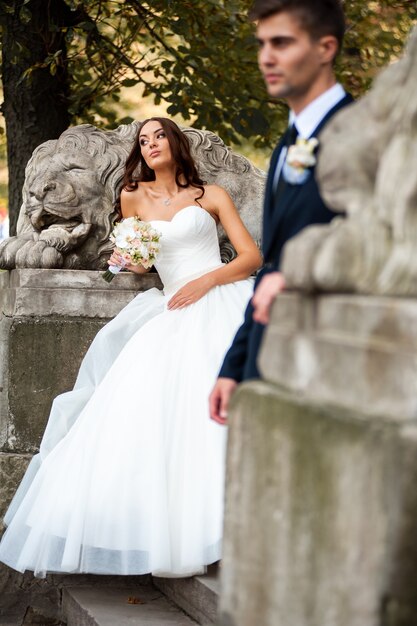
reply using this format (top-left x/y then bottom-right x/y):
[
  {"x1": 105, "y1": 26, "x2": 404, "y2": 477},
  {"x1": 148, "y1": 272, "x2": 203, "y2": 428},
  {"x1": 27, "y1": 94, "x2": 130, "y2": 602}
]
[{"x1": 283, "y1": 137, "x2": 319, "y2": 185}]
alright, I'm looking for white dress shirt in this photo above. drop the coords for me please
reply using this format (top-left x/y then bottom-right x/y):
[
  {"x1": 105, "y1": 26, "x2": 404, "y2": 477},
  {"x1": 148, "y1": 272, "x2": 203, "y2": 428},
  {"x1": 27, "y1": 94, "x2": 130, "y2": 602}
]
[{"x1": 273, "y1": 83, "x2": 346, "y2": 191}]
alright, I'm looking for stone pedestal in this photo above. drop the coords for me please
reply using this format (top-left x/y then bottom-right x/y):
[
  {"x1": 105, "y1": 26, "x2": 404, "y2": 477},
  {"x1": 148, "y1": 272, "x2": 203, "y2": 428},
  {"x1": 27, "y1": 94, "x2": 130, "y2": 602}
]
[
  {"x1": 0, "y1": 269, "x2": 161, "y2": 525},
  {"x1": 219, "y1": 294, "x2": 417, "y2": 626}
]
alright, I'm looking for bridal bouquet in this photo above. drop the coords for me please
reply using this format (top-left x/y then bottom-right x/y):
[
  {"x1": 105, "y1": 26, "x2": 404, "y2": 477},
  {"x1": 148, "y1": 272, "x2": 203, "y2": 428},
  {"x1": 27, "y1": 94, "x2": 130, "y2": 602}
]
[{"x1": 102, "y1": 217, "x2": 162, "y2": 283}]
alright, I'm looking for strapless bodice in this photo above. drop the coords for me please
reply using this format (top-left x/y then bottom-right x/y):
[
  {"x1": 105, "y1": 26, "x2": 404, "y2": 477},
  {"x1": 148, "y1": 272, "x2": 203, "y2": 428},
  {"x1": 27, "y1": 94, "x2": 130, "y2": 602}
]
[{"x1": 151, "y1": 205, "x2": 223, "y2": 294}]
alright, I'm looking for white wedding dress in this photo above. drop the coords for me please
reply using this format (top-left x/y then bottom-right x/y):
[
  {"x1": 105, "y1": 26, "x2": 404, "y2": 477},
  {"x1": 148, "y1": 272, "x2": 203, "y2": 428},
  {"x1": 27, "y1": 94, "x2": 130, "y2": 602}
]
[{"x1": 0, "y1": 205, "x2": 254, "y2": 578}]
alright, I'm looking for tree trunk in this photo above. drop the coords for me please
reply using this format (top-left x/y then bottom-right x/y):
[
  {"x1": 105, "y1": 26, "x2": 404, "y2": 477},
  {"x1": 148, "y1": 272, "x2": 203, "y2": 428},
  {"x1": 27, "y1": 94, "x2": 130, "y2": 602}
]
[{"x1": 1, "y1": 0, "x2": 71, "y2": 234}]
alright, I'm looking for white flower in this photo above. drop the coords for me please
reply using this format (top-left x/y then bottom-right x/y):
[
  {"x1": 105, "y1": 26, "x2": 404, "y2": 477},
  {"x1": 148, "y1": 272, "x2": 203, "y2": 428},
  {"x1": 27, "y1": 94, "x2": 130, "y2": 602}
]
[
  {"x1": 140, "y1": 244, "x2": 150, "y2": 259},
  {"x1": 112, "y1": 219, "x2": 138, "y2": 248},
  {"x1": 114, "y1": 218, "x2": 136, "y2": 236},
  {"x1": 286, "y1": 137, "x2": 319, "y2": 171},
  {"x1": 114, "y1": 235, "x2": 130, "y2": 249}
]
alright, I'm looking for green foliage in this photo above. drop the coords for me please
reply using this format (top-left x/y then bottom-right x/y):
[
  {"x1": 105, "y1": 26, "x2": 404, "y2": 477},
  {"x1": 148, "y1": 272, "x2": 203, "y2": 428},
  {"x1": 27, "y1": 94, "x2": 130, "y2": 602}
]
[
  {"x1": 340, "y1": 1, "x2": 417, "y2": 93},
  {"x1": 58, "y1": 0, "x2": 286, "y2": 145},
  {"x1": 1, "y1": 0, "x2": 417, "y2": 147}
]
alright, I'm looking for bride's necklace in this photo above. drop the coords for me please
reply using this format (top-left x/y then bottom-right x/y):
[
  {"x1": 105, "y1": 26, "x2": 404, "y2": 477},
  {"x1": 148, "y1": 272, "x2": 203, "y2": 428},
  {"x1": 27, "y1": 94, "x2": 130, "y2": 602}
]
[{"x1": 149, "y1": 186, "x2": 178, "y2": 206}]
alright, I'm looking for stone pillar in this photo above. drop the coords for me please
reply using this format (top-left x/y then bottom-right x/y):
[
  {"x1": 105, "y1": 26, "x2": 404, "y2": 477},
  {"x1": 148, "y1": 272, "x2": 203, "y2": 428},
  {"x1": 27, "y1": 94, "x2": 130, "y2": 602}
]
[
  {"x1": 218, "y1": 293, "x2": 417, "y2": 626},
  {"x1": 0, "y1": 268, "x2": 161, "y2": 529}
]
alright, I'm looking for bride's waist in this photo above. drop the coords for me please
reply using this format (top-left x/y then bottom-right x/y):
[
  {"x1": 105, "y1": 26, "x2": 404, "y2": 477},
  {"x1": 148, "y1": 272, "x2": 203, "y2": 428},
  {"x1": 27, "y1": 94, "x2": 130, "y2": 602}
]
[{"x1": 161, "y1": 264, "x2": 225, "y2": 297}]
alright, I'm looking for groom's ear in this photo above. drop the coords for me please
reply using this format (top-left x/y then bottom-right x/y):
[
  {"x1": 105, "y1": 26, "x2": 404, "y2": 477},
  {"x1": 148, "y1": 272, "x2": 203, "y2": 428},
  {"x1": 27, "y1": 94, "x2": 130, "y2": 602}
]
[{"x1": 317, "y1": 35, "x2": 339, "y2": 66}]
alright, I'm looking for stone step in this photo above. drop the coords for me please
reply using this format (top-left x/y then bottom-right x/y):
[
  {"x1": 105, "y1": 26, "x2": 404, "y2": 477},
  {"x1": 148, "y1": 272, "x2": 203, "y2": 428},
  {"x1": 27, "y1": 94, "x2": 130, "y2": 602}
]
[
  {"x1": 62, "y1": 585, "x2": 199, "y2": 626},
  {"x1": 152, "y1": 564, "x2": 220, "y2": 626}
]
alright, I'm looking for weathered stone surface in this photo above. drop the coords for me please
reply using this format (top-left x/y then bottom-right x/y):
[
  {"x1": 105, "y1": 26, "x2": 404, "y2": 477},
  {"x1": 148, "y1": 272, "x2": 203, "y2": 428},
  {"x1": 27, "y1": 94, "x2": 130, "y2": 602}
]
[
  {"x1": 62, "y1": 586, "x2": 198, "y2": 626},
  {"x1": 0, "y1": 269, "x2": 162, "y2": 318},
  {"x1": 153, "y1": 564, "x2": 219, "y2": 625},
  {"x1": 0, "y1": 565, "x2": 63, "y2": 626},
  {"x1": 0, "y1": 316, "x2": 12, "y2": 449},
  {"x1": 259, "y1": 292, "x2": 417, "y2": 420},
  {"x1": 219, "y1": 382, "x2": 417, "y2": 626},
  {"x1": 0, "y1": 124, "x2": 264, "y2": 272},
  {"x1": 2, "y1": 317, "x2": 106, "y2": 453},
  {"x1": 282, "y1": 26, "x2": 417, "y2": 296},
  {"x1": 0, "y1": 564, "x2": 150, "y2": 626},
  {"x1": 8, "y1": 267, "x2": 159, "y2": 289},
  {"x1": 0, "y1": 453, "x2": 31, "y2": 534}
]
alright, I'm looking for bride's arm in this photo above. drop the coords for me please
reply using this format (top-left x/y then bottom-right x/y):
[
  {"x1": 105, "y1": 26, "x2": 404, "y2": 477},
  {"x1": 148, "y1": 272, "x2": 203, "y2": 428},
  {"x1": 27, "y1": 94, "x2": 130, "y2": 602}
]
[
  {"x1": 168, "y1": 186, "x2": 261, "y2": 310},
  {"x1": 202, "y1": 185, "x2": 262, "y2": 285}
]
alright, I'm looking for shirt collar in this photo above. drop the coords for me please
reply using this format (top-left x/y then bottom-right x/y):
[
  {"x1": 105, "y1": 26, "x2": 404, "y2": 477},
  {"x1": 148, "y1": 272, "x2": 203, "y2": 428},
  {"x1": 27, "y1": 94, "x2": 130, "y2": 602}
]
[{"x1": 288, "y1": 83, "x2": 346, "y2": 139}]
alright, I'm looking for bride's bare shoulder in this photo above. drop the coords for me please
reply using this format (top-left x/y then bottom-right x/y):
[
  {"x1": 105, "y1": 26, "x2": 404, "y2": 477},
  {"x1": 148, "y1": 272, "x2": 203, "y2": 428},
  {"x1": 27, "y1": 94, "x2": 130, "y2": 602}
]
[
  {"x1": 121, "y1": 183, "x2": 150, "y2": 199},
  {"x1": 202, "y1": 184, "x2": 236, "y2": 213},
  {"x1": 202, "y1": 184, "x2": 233, "y2": 204},
  {"x1": 120, "y1": 183, "x2": 146, "y2": 217}
]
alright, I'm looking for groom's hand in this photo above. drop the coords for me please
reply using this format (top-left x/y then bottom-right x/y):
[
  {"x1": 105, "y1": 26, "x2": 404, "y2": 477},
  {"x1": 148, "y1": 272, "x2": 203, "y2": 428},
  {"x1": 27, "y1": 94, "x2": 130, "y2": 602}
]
[
  {"x1": 209, "y1": 378, "x2": 238, "y2": 425},
  {"x1": 252, "y1": 271, "x2": 286, "y2": 325}
]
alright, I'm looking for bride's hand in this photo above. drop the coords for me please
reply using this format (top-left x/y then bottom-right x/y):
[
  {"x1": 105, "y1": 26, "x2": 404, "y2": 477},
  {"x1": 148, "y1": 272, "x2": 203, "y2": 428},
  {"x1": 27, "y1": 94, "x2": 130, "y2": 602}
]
[
  {"x1": 168, "y1": 275, "x2": 215, "y2": 310},
  {"x1": 108, "y1": 250, "x2": 127, "y2": 269},
  {"x1": 108, "y1": 251, "x2": 148, "y2": 275}
]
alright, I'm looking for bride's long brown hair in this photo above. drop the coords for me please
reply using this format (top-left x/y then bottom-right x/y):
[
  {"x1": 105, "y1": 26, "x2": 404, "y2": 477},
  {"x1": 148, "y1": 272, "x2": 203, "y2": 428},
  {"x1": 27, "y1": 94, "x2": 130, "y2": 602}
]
[{"x1": 116, "y1": 117, "x2": 205, "y2": 219}]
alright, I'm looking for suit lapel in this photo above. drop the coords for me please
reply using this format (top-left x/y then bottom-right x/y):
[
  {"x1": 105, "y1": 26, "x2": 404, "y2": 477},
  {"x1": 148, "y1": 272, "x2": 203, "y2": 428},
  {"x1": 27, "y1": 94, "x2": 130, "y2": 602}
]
[
  {"x1": 311, "y1": 93, "x2": 354, "y2": 136},
  {"x1": 262, "y1": 132, "x2": 290, "y2": 255},
  {"x1": 263, "y1": 93, "x2": 354, "y2": 261},
  {"x1": 264, "y1": 135, "x2": 288, "y2": 215},
  {"x1": 266, "y1": 175, "x2": 305, "y2": 257}
]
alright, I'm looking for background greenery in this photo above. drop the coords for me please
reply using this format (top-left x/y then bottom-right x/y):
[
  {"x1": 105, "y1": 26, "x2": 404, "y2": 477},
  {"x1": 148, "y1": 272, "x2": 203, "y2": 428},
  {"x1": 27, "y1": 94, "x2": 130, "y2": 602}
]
[{"x1": 0, "y1": 0, "x2": 416, "y2": 229}]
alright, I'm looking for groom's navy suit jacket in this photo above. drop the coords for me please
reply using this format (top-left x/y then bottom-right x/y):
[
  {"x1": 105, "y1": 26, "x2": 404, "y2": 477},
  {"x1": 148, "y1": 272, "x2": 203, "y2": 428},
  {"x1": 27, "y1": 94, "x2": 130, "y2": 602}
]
[{"x1": 219, "y1": 93, "x2": 353, "y2": 382}]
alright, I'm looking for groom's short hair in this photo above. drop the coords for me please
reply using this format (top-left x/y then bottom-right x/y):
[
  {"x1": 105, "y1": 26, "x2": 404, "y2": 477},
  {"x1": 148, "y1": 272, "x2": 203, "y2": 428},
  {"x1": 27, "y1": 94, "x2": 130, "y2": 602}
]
[{"x1": 249, "y1": 0, "x2": 345, "y2": 53}]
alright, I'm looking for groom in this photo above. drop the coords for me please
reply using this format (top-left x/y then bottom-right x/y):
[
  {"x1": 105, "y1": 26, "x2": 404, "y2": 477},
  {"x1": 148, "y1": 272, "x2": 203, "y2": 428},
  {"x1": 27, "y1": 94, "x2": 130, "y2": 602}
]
[{"x1": 210, "y1": 0, "x2": 353, "y2": 423}]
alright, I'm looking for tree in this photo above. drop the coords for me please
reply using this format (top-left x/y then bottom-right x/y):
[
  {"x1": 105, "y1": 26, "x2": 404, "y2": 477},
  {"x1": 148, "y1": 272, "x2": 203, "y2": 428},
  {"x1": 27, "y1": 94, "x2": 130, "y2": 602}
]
[
  {"x1": 1, "y1": 0, "x2": 416, "y2": 232},
  {"x1": 1, "y1": 0, "x2": 73, "y2": 233}
]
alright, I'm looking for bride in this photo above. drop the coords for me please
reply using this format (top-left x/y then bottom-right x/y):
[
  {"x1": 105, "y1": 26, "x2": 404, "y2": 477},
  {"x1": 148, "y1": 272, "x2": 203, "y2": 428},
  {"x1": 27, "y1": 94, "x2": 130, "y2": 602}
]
[{"x1": 0, "y1": 117, "x2": 261, "y2": 578}]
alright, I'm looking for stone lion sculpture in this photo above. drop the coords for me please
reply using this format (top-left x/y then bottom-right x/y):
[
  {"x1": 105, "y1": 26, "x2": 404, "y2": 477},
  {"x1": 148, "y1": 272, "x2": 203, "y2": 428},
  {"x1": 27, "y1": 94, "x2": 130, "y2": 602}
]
[
  {"x1": 0, "y1": 123, "x2": 265, "y2": 270},
  {"x1": 281, "y1": 26, "x2": 417, "y2": 297}
]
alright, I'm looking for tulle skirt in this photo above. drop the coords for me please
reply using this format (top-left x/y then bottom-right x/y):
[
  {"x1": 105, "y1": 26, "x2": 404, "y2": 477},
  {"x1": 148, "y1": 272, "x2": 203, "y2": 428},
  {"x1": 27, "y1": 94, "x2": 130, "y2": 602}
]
[{"x1": 0, "y1": 279, "x2": 253, "y2": 577}]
